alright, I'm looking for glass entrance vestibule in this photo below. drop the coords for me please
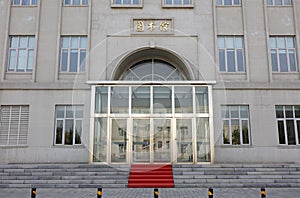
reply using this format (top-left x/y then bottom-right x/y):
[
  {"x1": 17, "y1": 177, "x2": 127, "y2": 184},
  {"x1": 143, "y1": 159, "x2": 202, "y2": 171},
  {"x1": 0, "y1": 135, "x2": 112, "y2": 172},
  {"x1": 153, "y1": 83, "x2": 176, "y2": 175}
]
[{"x1": 90, "y1": 83, "x2": 213, "y2": 164}]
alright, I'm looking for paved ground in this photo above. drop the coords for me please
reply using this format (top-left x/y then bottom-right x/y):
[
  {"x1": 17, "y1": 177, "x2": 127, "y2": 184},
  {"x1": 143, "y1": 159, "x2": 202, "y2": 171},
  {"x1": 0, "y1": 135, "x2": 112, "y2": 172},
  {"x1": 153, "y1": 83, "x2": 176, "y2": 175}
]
[{"x1": 0, "y1": 188, "x2": 300, "y2": 198}]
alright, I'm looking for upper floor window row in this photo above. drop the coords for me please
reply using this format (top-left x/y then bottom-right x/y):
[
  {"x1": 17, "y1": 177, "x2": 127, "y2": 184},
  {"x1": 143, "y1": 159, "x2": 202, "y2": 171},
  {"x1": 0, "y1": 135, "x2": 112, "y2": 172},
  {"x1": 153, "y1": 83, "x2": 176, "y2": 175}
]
[
  {"x1": 267, "y1": 0, "x2": 292, "y2": 6},
  {"x1": 111, "y1": 0, "x2": 193, "y2": 7},
  {"x1": 12, "y1": 0, "x2": 37, "y2": 5},
  {"x1": 165, "y1": 0, "x2": 192, "y2": 5},
  {"x1": 216, "y1": 0, "x2": 241, "y2": 6},
  {"x1": 64, "y1": 0, "x2": 88, "y2": 5},
  {"x1": 112, "y1": 0, "x2": 141, "y2": 5}
]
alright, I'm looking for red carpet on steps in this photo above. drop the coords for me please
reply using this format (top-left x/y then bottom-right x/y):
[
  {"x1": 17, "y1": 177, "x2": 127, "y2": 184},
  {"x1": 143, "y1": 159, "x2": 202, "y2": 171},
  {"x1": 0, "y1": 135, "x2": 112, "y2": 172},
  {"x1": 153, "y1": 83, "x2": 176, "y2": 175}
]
[{"x1": 128, "y1": 164, "x2": 174, "y2": 188}]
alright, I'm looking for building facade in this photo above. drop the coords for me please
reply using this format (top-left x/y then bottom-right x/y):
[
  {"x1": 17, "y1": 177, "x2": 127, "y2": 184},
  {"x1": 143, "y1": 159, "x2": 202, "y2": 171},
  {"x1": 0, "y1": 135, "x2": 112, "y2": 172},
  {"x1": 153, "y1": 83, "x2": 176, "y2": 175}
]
[{"x1": 0, "y1": 0, "x2": 300, "y2": 164}]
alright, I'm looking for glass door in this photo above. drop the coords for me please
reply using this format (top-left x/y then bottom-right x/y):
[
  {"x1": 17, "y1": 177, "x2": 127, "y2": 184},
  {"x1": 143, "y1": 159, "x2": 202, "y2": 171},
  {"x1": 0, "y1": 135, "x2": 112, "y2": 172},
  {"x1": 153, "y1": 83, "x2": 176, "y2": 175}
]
[
  {"x1": 111, "y1": 119, "x2": 127, "y2": 163},
  {"x1": 153, "y1": 119, "x2": 171, "y2": 163},
  {"x1": 176, "y1": 119, "x2": 193, "y2": 163},
  {"x1": 132, "y1": 119, "x2": 151, "y2": 163}
]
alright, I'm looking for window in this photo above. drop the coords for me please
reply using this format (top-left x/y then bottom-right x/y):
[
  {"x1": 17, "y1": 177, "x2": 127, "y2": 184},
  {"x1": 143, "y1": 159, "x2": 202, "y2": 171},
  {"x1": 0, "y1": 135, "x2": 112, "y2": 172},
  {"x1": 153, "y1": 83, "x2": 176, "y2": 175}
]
[
  {"x1": 267, "y1": 0, "x2": 292, "y2": 5},
  {"x1": 8, "y1": 36, "x2": 35, "y2": 72},
  {"x1": 222, "y1": 105, "x2": 250, "y2": 145},
  {"x1": 216, "y1": 0, "x2": 241, "y2": 5},
  {"x1": 60, "y1": 36, "x2": 87, "y2": 72},
  {"x1": 0, "y1": 105, "x2": 29, "y2": 146},
  {"x1": 112, "y1": 0, "x2": 142, "y2": 5},
  {"x1": 164, "y1": 0, "x2": 192, "y2": 5},
  {"x1": 270, "y1": 36, "x2": 297, "y2": 72},
  {"x1": 54, "y1": 105, "x2": 83, "y2": 145},
  {"x1": 218, "y1": 36, "x2": 245, "y2": 72},
  {"x1": 276, "y1": 105, "x2": 300, "y2": 145},
  {"x1": 63, "y1": 0, "x2": 88, "y2": 5},
  {"x1": 11, "y1": 0, "x2": 38, "y2": 5}
]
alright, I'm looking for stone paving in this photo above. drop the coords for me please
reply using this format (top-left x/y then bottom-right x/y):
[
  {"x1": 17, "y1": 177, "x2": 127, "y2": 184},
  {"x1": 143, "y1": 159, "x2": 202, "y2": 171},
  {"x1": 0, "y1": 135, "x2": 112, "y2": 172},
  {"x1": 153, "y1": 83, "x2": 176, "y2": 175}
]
[{"x1": 1, "y1": 188, "x2": 300, "y2": 198}]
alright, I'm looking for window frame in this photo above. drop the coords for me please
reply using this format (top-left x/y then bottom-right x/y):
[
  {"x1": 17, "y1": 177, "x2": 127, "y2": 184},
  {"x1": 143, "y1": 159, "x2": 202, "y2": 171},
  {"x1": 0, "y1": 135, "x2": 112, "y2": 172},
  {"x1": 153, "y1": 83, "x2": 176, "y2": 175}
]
[
  {"x1": 267, "y1": 0, "x2": 292, "y2": 6},
  {"x1": 275, "y1": 105, "x2": 300, "y2": 145},
  {"x1": 111, "y1": 0, "x2": 143, "y2": 8},
  {"x1": 60, "y1": 36, "x2": 87, "y2": 73},
  {"x1": 269, "y1": 36, "x2": 298, "y2": 72},
  {"x1": 162, "y1": 0, "x2": 194, "y2": 8},
  {"x1": 63, "y1": 0, "x2": 88, "y2": 6},
  {"x1": 0, "y1": 105, "x2": 29, "y2": 147},
  {"x1": 7, "y1": 35, "x2": 36, "y2": 73},
  {"x1": 54, "y1": 105, "x2": 84, "y2": 146},
  {"x1": 216, "y1": 0, "x2": 241, "y2": 6},
  {"x1": 218, "y1": 36, "x2": 245, "y2": 73},
  {"x1": 11, "y1": 0, "x2": 38, "y2": 6},
  {"x1": 221, "y1": 105, "x2": 251, "y2": 146}
]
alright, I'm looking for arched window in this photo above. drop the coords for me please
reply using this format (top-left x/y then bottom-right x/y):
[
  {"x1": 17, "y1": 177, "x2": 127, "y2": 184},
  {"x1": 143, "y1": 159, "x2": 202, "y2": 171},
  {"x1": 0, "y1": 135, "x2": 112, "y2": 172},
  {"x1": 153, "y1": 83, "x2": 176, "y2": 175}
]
[{"x1": 121, "y1": 59, "x2": 186, "y2": 81}]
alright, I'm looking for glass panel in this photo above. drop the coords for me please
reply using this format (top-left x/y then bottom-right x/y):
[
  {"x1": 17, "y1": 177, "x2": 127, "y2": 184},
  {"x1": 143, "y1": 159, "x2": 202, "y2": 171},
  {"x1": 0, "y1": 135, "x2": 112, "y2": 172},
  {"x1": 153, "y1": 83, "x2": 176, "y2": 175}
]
[
  {"x1": 73, "y1": 0, "x2": 80, "y2": 5},
  {"x1": 123, "y1": 0, "x2": 131, "y2": 4},
  {"x1": 111, "y1": 119, "x2": 127, "y2": 163},
  {"x1": 233, "y1": 0, "x2": 240, "y2": 5},
  {"x1": 64, "y1": 119, "x2": 74, "y2": 145},
  {"x1": 224, "y1": 0, "x2": 232, "y2": 5},
  {"x1": 195, "y1": 87, "x2": 209, "y2": 113},
  {"x1": 276, "y1": 106, "x2": 284, "y2": 118},
  {"x1": 237, "y1": 49, "x2": 244, "y2": 72},
  {"x1": 80, "y1": 37, "x2": 87, "y2": 48},
  {"x1": 277, "y1": 37, "x2": 285, "y2": 48},
  {"x1": 111, "y1": 86, "x2": 129, "y2": 114},
  {"x1": 13, "y1": 0, "x2": 21, "y2": 5},
  {"x1": 61, "y1": 49, "x2": 68, "y2": 72},
  {"x1": 269, "y1": 37, "x2": 277, "y2": 48},
  {"x1": 55, "y1": 120, "x2": 63, "y2": 144},
  {"x1": 219, "y1": 50, "x2": 226, "y2": 71},
  {"x1": 174, "y1": 0, "x2": 181, "y2": 4},
  {"x1": 10, "y1": 37, "x2": 18, "y2": 48},
  {"x1": 284, "y1": 0, "x2": 291, "y2": 5},
  {"x1": 95, "y1": 87, "x2": 108, "y2": 114},
  {"x1": 64, "y1": 0, "x2": 71, "y2": 5},
  {"x1": 295, "y1": 106, "x2": 300, "y2": 118},
  {"x1": 242, "y1": 120, "x2": 249, "y2": 144},
  {"x1": 115, "y1": 0, "x2": 121, "y2": 4},
  {"x1": 153, "y1": 86, "x2": 172, "y2": 114},
  {"x1": 275, "y1": 0, "x2": 282, "y2": 5},
  {"x1": 133, "y1": 0, "x2": 140, "y2": 4},
  {"x1": 271, "y1": 50, "x2": 278, "y2": 71},
  {"x1": 17, "y1": 49, "x2": 26, "y2": 72},
  {"x1": 285, "y1": 106, "x2": 293, "y2": 118},
  {"x1": 75, "y1": 106, "x2": 84, "y2": 118},
  {"x1": 8, "y1": 50, "x2": 16, "y2": 71},
  {"x1": 177, "y1": 119, "x2": 193, "y2": 162},
  {"x1": 277, "y1": 120, "x2": 286, "y2": 144},
  {"x1": 289, "y1": 50, "x2": 297, "y2": 72},
  {"x1": 70, "y1": 49, "x2": 78, "y2": 72},
  {"x1": 62, "y1": 37, "x2": 69, "y2": 48},
  {"x1": 197, "y1": 118, "x2": 210, "y2": 162},
  {"x1": 32, "y1": 0, "x2": 37, "y2": 5},
  {"x1": 174, "y1": 86, "x2": 193, "y2": 113},
  {"x1": 27, "y1": 50, "x2": 34, "y2": 71},
  {"x1": 218, "y1": 37, "x2": 225, "y2": 48},
  {"x1": 267, "y1": 0, "x2": 273, "y2": 5},
  {"x1": 231, "y1": 119, "x2": 240, "y2": 145},
  {"x1": 230, "y1": 106, "x2": 239, "y2": 118},
  {"x1": 75, "y1": 120, "x2": 82, "y2": 144},
  {"x1": 223, "y1": 120, "x2": 230, "y2": 144},
  {"x1": 79, "y1": 50, "x2": 86, "y2": 72},
  {"x1": 227, "y1": 50, "x2": 236, "y2": 72},
  {"x1": 133, "y1": 119, "x2": 150, "y2": 163},
  {"x1": 71, "y1": 37, "x2": 79, "y2": 48},
  {"x1": 216, "y1": 0, "x2": 222, "y2": 5},
  {"x1": 82, "y1": 0, "x2": 88, "y2": 5},
  {"x1": 132, "y1": 86, "x2": 150, "y2": 114},
  {"x1": 297, "y1": 121, "x2": 300, "y2": 145},
  {"x1": 166, "y1": 0, "x2": 172, "y2": 4},
  {"x1": 286, "y1": 37, "x2": 294, "y2": 48},
  {"x1": 28, "y1": 37, "x2": 35, "y2": 48},
  {"x1": 221, "y1": 106, "x2": 230, "y2": 118},
  {"x1": 66, "y1": 106, "x2": 74, "y2": 118},
  {"x1": 279, "y1": 50, "x2": 288, "y2": 72},
  {"x1": 56, "y1": 106, "x2": 65, "y2": 118},
  {"x1": 235, "y1": 37, "x2": 243, "y2": 48},
  {"x1": 226, "y1": 37, "x2": 234, "y2": 48},
  {"x1": 240, "y1": 106, "x2": 249, "y2": 118},
  {"x1": 19, "y1": 37, "x2": 27, "y2": 48},
  {"x1": 286, "y1": 120, "x2": 296, "y2": 145},
  {"x1": 22, "y1": 0, "x2": 30, "y2": 5},
  {"x1": 183, "y1": 0, "x2": 190, "y2": 4},
  {"x1": 93, "y1": 118, "x2": 107, "y2": 162},
  {"x1": 154, "y1": 119, "x2": 171, "y2": 162}
]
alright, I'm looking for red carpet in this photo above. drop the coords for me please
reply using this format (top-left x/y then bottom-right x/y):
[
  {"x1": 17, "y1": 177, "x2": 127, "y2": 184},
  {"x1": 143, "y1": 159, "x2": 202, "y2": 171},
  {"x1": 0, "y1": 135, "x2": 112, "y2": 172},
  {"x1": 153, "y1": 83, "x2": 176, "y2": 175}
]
[{"x1": 128, "y1": 164, "x2": 174, "y2": 188}]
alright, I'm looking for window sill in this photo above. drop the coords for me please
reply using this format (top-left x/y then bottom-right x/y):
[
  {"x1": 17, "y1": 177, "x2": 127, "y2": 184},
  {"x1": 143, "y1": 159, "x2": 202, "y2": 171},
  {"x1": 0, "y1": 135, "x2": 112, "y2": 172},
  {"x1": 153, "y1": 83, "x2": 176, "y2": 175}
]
[
  {"x1": 62, "y1": 5, "x2": 89, "y2": 7},
  {"x1": 216, "y1": 5, "x2": 242, "y2": 7},
  {"x1": 267, "y1": 5, "x2": 292, "y2": 7},
  {"x1": 11, "y1": 5, "x2": 38, "y2": 7},
  {"x1": 162, "y1": 5, "x2": 194, "y2": 8},
  {"x1": 52, "y1": 145, "x2": 85, "y2": 148},
  {"x1": 111, "y1": 4, "x2": 143, "y2": 8}
]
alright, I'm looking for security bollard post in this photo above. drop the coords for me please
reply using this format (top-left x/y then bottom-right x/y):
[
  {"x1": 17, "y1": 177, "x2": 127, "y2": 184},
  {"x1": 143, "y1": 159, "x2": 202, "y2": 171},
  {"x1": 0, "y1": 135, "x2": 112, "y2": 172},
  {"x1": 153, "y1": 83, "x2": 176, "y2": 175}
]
[
  {"x1": 97, "y1": 188, "x2": 102, "y2": 198},
  {"x1": 261, "y1": 188, "x2": 266, "y2": 198},
  {"x1": 208, "y1": 188, "x2": 213, "y2": 198},
  {"x1": 154, "y1": 188, "x2": 158, "y2": 198},
  {"x1": 31, "y1": 188, "x2": 36, "y2": 198}
]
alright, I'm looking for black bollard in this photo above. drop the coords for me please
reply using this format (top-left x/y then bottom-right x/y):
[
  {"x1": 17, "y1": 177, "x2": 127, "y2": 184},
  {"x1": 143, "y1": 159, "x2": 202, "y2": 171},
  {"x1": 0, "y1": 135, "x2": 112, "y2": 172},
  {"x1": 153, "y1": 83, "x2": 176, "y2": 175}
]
[
  {"x1": 208, "y1": 188, "x2": 213, "y2": 198},
  {"x1": 261, "y1": 188, "x2": 266, "y2": 198},
  {"x1": 31, "y1": 188, "x2": 36, "y2": 198},
  {"x1": 97, "y1": 188, "x2": 102, "y2": 198},
  {"x1": 154, "y1": 188, "x2": 158, "y2": 198}
]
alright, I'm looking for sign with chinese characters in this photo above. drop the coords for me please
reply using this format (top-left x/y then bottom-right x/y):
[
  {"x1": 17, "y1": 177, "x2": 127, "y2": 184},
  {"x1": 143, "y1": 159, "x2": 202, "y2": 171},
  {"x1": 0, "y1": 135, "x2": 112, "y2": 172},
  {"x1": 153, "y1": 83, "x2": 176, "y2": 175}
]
[{"x1": 132, "y1": 19, "x2": 173, "y2": 34}]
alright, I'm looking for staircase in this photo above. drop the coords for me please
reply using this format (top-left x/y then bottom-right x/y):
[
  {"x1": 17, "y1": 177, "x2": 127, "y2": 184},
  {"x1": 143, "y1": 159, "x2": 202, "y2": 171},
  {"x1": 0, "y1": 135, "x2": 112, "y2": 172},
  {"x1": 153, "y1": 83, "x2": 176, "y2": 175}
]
[
  {"x1": 0, "y1": 164, "x2": 130, "y2": 188},
  {"x1": 173, "y1": 164, "x2": 300, "y2": 188},
  {"x1": 128, "y1": 164, "x2": 174, "y2": 188}
]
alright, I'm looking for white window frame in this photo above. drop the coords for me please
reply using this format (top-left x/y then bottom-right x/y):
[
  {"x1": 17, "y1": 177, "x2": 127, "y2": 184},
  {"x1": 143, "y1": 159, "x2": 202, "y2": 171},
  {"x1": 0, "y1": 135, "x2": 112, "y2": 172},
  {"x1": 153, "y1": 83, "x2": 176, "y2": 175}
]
[
  {"x1": 276, "y1": 105, "x2": 300, "y2": 145},
  {"x1": 60, "y1": 36, "x2": 87, "y2": 73},
  {"x1": 111, "y1": 0, "x2": 143, "y2": 7},
  {"x1": 162, "y1": 0, "x2": 194, "y2": 7},
  {"x1": 221, "y1": 105, "x2": 251, "y2": 146},
  {"x1": 11, "y1": 0, "x2": 38, "y2": 6},
  {"x1": 216, "y1": 0, "x2": 241, "y2": 6},
  {"x1": 267, "y1": 0, "x2": 292, "y2": 6},
  {"x1": 0, "y1": 105, "x2": 29, "y2": 146},
  {"x1": 7, "y1": 36, "x2": 35, "y2": 72},
  {"x1": 54, "y1": 105, "x2": 84, "y2": 146},
  {"x1": 218, "y1": 36, "x2": 245, "y2": 72},
  {"x1": 63, "y1": 0, "x2": 88, "y2": 6},
  {"x1": 270, "y1": 36, "x2": 297, "y2": 72}
]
